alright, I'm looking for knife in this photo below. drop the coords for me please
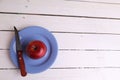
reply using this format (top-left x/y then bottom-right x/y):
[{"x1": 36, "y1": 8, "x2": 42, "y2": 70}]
[{"x1": 14, "y1": 26, "x2": 27, "y2": 77}]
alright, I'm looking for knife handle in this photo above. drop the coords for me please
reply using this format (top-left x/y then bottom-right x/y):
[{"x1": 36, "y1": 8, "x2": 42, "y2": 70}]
[{"x1": 17, "y1": 51, "x2": 27, "y2": 77}]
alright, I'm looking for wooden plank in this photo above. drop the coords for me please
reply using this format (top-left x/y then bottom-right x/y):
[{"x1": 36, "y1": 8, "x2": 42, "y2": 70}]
[
  {"x1": 1, "y1": 50, "x2": 120, "y2": 68},
  {"x1": 68, "y1": 0, "x2": 120, "y2": 4},
  {"x1": 1, "y1": 0, "x2": 120, "y2": 18},
  {"x1": 1, "y1": 14, "x2": 120, "y2": 34},
  {"x1": 1, "y1": 31, "x2": 120, "y2": 50},
  {"x1": 1, "y1": 68, "x2": 120, "y2": 80},
  {"x1": 0, "y1": 69, "x2": 101, "y2": 80}
]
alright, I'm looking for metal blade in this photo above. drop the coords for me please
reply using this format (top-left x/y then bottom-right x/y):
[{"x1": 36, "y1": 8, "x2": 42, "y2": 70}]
[{"x1": 14, "y1": 26, "x2": 22, "y2": 51}]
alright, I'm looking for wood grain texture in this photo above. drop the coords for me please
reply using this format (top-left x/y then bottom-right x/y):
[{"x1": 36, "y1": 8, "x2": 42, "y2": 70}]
[
  {"x1": 1, "y1": 50, "x2": 120, "y2": 69},
  {"x1": 1, "y1": 68, "x2": 120, "y2": 80},
  {"x1": 0, "y1": 69, "x2": 103, "y2": 80},
  {"x1": 1, "y1": 31, "x2": 120, "y2": 50},
  {"x1": 1, "y1": 0, "x2": 120, "y2": 80},
  {"x1": 0, "y1": 0, "x2": 120, "y2": 18},
  {"x1": 1, "y1": 14, "x2": 120, "y2": 34},
  {"x1": 67, "y1": 0, "x2": 120, "y2": 4}
]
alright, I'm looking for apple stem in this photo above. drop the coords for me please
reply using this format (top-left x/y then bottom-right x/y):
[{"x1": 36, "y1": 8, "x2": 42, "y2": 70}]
[{"x1": 32, "y1": 45, "x2": 38, "y2": 50}]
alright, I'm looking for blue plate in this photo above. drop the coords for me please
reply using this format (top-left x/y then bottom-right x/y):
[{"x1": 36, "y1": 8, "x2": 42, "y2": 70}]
[{"x1": 10, "y1": 26, "x2": 58, "y2": 73}]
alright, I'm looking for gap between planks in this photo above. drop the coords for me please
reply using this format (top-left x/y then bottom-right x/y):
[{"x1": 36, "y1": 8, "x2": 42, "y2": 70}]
[
  {"x1": 2, "y1": 48, "x2": 120, "y2": 52},
  {"x1": 1, "y1": 30, "x2": 120, "y2": 36},
  {"x1": 1, "y1": 66, "x2": 120, "y2": 70},
  {"x1": 0, "y1": 12, "x2": 120, "y2": 20}
]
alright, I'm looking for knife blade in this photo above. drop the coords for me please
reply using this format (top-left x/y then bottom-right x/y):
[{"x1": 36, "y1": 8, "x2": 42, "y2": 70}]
[{"x1": 14, "y1": 26, "x2": 27, "y2": 77}]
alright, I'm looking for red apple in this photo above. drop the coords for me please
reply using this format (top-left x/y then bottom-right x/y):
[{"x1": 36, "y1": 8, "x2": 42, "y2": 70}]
[{"x1": 26, "y1": 40, "x2": 47, "y2": 59}]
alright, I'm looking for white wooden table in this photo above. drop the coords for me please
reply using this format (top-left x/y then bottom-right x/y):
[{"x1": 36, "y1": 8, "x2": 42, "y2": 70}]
[{"x1": 1, "y1": 0, "x2": 120, "y2": 80}]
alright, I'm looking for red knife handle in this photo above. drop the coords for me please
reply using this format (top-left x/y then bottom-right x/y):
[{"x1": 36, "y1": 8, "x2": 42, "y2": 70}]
[{"x1": 17, "y1": 51, "x2": 27, "y2": 77}]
